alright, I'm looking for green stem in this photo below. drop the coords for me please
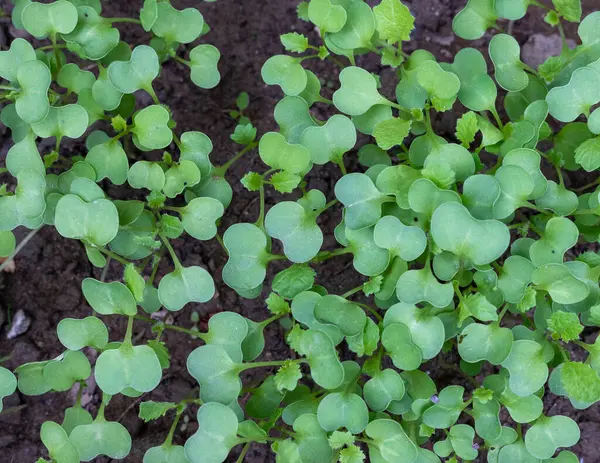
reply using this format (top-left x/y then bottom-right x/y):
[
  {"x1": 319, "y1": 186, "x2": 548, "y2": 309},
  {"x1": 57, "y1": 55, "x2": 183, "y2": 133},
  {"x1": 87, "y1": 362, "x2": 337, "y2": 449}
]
[
  {"x1": 342, "y1": 285, "x2": 364, "y2": 299},
  {"x1": 110, "y1": 17, "x2": 143, "y2": 24},
  {"x1": 312, "y1": 247, "x2": 352, "y2": 263},
  {"x1": 507, "y1": 221, "x2": 528, "y2": 230},
  {"x1": 356, "y1": 302, "x2": 383, "y2": 323},
  {"x1": 215, "y1": 232, "x2": 228, "y2": 256},
  {"x1": 135, "y1": 315, "x2": 208, "y2": 341},
  {"x1": 0, "y1": 226, "x2": 43, "y2": 272},
  {"x1": 122, "y1": 316, "x2": 135, "y2": 348},
  {"x1": 337, "y1": 159, "x2": 347, "y2": 175},
  {"x1": 555, "y1": 164, "x2": 565, "y2": 187},
  {"x1": 236, "y1": 443, "x2": 251, "y2": 463},
  {"x1": 37, "y1": 44, "x2": 67, "y2": 52},
  {"x1": 173, "y1": 55, "x2": 191, "y2": 66},
  {"x1": 489, "y1": 107, "x2": 504, "y2": 130},
  {"x1": 259, "y1": 312, "x2": 286, "y2": 329},
  {"x1": 521, "y1": 201, "x2": 552, "y2": 216},
  {"x1": 159, "y1": 234, "x2": 183, "y2": 270},
  {"x1": 314, "y1": 199, "x2": 338, "y2": 217},
  {"x1": 0, "y1": 85, "x2": 19, "y2": 91},
  {"x1": 214, "y1": 142, "x2": 258, "y2": 176},
  {"x1": 574, "y1": 179, "x2": 600, "y2": 193},
  {"x1": 145, "y1": 85, "x2": 160, "y2": 105},
  {"x1": 236, "y1": 359, "x2": 304, "y2": 373},
  {"x1": 97, "y1": 247, "x2": 131, "y2": 266},
  {"x1": 255, "y1": 184, "x2": 266, "y2": 228},
  {"x1": 163, "y1": 408, "x2": 184, "y2": 447},
  {"x1": 521, "y1": 62, "x2": 539, "y2": 77}
]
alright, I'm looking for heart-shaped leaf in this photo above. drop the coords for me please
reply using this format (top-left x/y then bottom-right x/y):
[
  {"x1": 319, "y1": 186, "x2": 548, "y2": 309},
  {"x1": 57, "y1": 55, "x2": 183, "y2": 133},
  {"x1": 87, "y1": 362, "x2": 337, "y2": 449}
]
[
  {"x1": 0, "y1": 367, "x2": 17, "y2": 413},
  {"x1": 532, "y1": 263, "x2": 590, "y2": 304},
  {"x1": 0, "y1": 38, "x2": 36, "y2": 82},
  {"x1": 31, "y1": 104, "x2": 89, "y2": 141},
  {"x1": 108, "y1": 45, "x2": 159, "y2": 94},
  {"x1": 85, "y1": 140, "x2": 128, "y2": 185},
  {"x1": 422, "y1": 385, "x2": 466, "y2": 429},
  {"x1": 55, "y1": 195, "x2": 119, "y2": 246},
  {"x1": 70, "y1": 420, "x2": 131, "y2": 461},
  {"x1": 96, "y1": 342, "x2": 162, "y2": 394},
  {"x1": 15, "y1": 60, "x2": 51, "y2": 124},
  {"x1": 317, "y1": 391, "x2": 369, "y2": 433},
  {"x1": 525, "y1": 415, "x2": 580, "y2": 459},
  {"x1": 335, "y1": 173, "x2": 390, "y2": 230},
  {"x1": 333, "y1": 66, "x2": 390, "y2": 116},
  {"x1": 57, "y1": 316, "x2": 108, "y2": 351},
  {"x1": 396, "y1": 265, "x2": 454, "y2": 308},
  {"x1": 184, "y1": 403, "x2": 239, "y2": 463},
  {"x1": 308, "y1": 0, "x2": 347, "y2": 33},
  {"x1": 188, "y1": 44, "x2": 221, "y2": 89},
  {"x1": 63, "y1": 6, "x2": 120, "y2": 60},
  {"x1": 132, "y1": 105, "x2": 173, "y2": 151},
  {"x1": 187, "y1": 344, "x2": 241, "y2": 404},
  {"x1": 158, "y1": 266, "x2": 215, "y2": 311},
  {"x1": 489, "y1": 34, "x2": 529, "y2": 92},
  {"x1": 329, "y1": 2, "x2": 375, "y2": 50},
  {"x1": 300, "y1": 114, "x2": 356, "y2": 165},
  {"x1": 259, "y1": 131, "x2": 311, "y2": 174},
  {"x1": 128, "y1": 161, "x2": 165, "y2": 191},
  {"x1": 261, "y1": 55, "x2": 307, "y2": 96},
  {"x1": 40, "y1": 421, "x2": 80, "y2": 463},
  {"x1": 365, "y1": 419, "x2": 418, "y2": 462},
  {"x1": 450, "y1": 47, "x2": 497, "y2": 111},
  {"x1": 180, "y1": 197, "x2": 224, "y2": 241},
  {"x1": 22, "y1": 0, "x2": 78, "y2": 38},
  {"x1": 452, "y1": 0, "x2": 497, "y2": 40},
  {"x1": 265, "y1": 201, "x2": 323, "y2": 263},
  {"x1": 151, "y1": 2, "x2": 204, "y2": 44},
  {"x1": 501, "y1": 339, "x2": 549, "y2": 397},
  {"x1": 458, "y1": 323, "x2": 513, "y2": 365},
  {"x1": 82, "y1": 278, "x2": 137, "y2": 316}
]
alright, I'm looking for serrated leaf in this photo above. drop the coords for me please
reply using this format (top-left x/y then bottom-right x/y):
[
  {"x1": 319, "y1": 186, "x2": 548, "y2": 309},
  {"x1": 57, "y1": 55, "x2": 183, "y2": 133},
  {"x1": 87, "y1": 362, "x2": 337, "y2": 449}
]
[{"x1": 138, "y1": 401, "x2": 177, "y2": 422}]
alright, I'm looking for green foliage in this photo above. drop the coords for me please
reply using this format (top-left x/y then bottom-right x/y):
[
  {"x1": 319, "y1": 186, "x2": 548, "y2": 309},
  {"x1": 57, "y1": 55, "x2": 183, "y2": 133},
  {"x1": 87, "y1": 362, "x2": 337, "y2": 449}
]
[{"x1": 4, "y1": 1, "x2": 600, "y2": 462}]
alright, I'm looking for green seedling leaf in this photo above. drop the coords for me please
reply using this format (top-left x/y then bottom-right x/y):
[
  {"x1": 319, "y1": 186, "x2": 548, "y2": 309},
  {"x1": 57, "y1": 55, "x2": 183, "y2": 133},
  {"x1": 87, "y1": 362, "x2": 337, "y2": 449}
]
[
  {"x1": 456, "y1": 111, "x2": 479, "y2": 148},
  {"x1": 40, "y1": 421, "x2": 80, "y2": 463},
  {"x1": 55, "y1": 195, "x2": 120, "y2": 246},
  {"x1": 131, "y1": 105, "x2": 173, "y2": 151},
  {"x1": 57, "y1": 63, "x2": 95, "y2": 95},
  {"x1": 6, "y1": 134, "x2": 44, "y2": 177},
  {"x1": 128, "y1": 161, "x2": 165, "y2": 191},
  {"x1": 561, "y1": 361, "x2": 600, "y2": 403},
  {"x1": 292, "y1": 413, "x2": 333, "y2": 462},
  {"x1": 422, "y1": 143, "x2": 475, "y2": 182},
  {"x1": 497, "y1": 256, "x2": 535, "y2": 304},
  {"x1": 373, "y1": 117, "x2": 411, "y2": 150},
  {"x1": 189, "y1": 44, "x2": 221, "y2": 89},
  {"x1": 179, "y1": 131, "x2": 213, "y2": 177},
  {"x1": 300, "y1": 114, "x2": 356, "y2": 164},
  {"x1": 261, "y1": 55, "x2": 307, "y2": 96},
  {"x1": 96, "y1": 341, "x2": 162, "y2": 395},
  {"x1": 529, "y1": 217, "x2": 578, "y2": 266},
  {"x1": 532, "y1": 263, "x2": 589, "y2": 304},
  {"x1": 152, "y1": 3, "x2": 204, "y2": 44},
  {"x1": 462, "y1": 174, "x2": 501, "y2": 220},
  {"x1": 525, "y1": 415, "x2": 580, "y2": 459},
  {"x1": 0, "y1": 38, "x2": 36, "y2": 82},
  {"x1": 489, "y1": 34, "x2": 529, "y2": 92},
  {"x1": 313, "y1": 294, "x2": 366, "y2": 337},
  {"x1": 396, "y1": 264, "x2": 454, "y2": 308},
  {"x1": 432, "y1": 202, "x2": 510, "y2": 266},
  {"x1": 382, "y1": 322, "x2": 422, "y2": 370},
  {"x1": 1, "y1": 104, "x2": 32, "y2": 143},
  {"x1": 548, "y1": 311, "x2": 583, "y2": 342},
  {"x1": 0, "y1": 231, "x2": 16, "y2": 258},
  {"x1": 495, "y1": 0, "x2": 530, "y2": 20},
  {"x1": 32, "y1": 104, "x2": 89, "y2": 141},
  {"x1": 202, "y1": 312, "x2": 249, "y2": 363},
  {"x1": 501, "y1": 339, "x2": 549, "y2": 397},
  {"x1": 317, "y1": 391, "x2": 369, "y2": 434},
  {"x1": 187, "y1": 344, "x2": 241, "y2": 404},
  {"x1": 22, "y1": 0, "x2": 78, "y2": 38},
  {"x1": 535, "y1": 180, "x2": 578, "y2": 216},
  {"x1": 92, "y1": 66, "x2": 124, "y2": 111},
  {"x1": 144, "y1": 446, "x2": 189, "y2": 463},
  {"x1": 82, "y1": 278, "x2": 137, "y2": 316},
  {"x1": 451, "y1": 48, "x2": 497, "y2": 111},
  {"x1": 383, "y1": 302, "x2": 445, "y2": 360},
  {"x1": 61, "y1": 406, "x2": 93, "y2": 436},
  {"x1": 265, "y1": 201, "x2": 323, "y2": 263},
  {"x1": 493, "y1": 165, "x2": 534, "y2": 219},
  {"x1": 329, "y1": 2, "x2": 375, "y2": 50},
  {"x1": 376, "y1": 165, "x2": 421, "y2": 209},
  {"x1": 336, "y1": 173, "x2": 389, "y2": 230},
  {"x1": 108, "y1": 45, "x2": 159, "y2": 94},
  {"x1": 85, "y1": 140, "x2": 128, "y2": 185},
  {"x1": 575, "y1": 136, "x2": 600, "y2": 172},
  {"x1": 308, "y1": 0, "x2": 347, "y2": 33},
  {"x1": 15, "y1": 60, "x2": 51, "y2": 124},
  {"x1": 459, "y1": 323, "x2": 513, "y2": 365},
  {"x1": 140, "y1": 0, "x2": 158, "y2": 31},
  {"x1": 275, "y1": 96, "x2": 317, "y2": 144},
  {"x1": 366, "y1": 419, "x2": 418, "y2": 462},
  {"x1": 63, "y1": 6, "x2": 120, "y2": 60},
  {"x1": 70, "y1": 420, "x2": 131, "y2": 461},
  {"x1": 345, "y1": 226, "x2": 390, "y2": 276},
  {"x1": 408, "y1": 178, "x2": 461, "y2": 220},
  {"x1": 364, "y1": 369, "x2": 405, "y2": 412},
  {"x1": 472, "y1": 398, "x2": 502, "y2": 441},
  {"x1": 0, "y1": 367, "x2": 17, "y2": 413},
  {"x1": 373, "y1": 216, "x2": 426, "y2": 261},
  {"x1": 281, "y1": 32, "x2": 309, "y2": 53},
  {"x1": 294, "y1": 328, "x2": 345, "y2": 389},
  {"x1": 180, "y1": 197, "x2": 224, "y2": 241},
  {"x1": 43, "y1": 350, "x2": 90, "y2": 392},
  {"x1": 259, "y1": 131, "x2": 311, "y2": 174},
  {"x1": 291, "y1": 291, "x2": 344, "y2": 345},
  {"x1": 416, "y1": 61, "x2": 461, "y2": 111},
  {"x1": 158, "y1": 266, "x2": 215, "y2": 311},
  {"x1": 422, "y1": 385, "x2": 466, "y2": 429},
  {"x1": 333, "y1": 67, "x2": 390, "y2": 116},
  {"x1": 448, "y1": 424, "x2": 478, "y2": 460},
  {"x1": 222, "y1": 223, "x2": 269, "y2": 294},
  {"x1": 547, "y1": 64, "x2": 600, "y2": 122},
  {"x1": 452, "y1": 0, "x2": 497, "y2": 40},
  {"x1": 373, "y1": 0, "x2": 414, "y2": 44},
  {"x1": 163, "y1": 161, "x2": 201, "y2": 198},
  {"x1": 57, "y1": 316, "x2": 108, "y2": 350}
]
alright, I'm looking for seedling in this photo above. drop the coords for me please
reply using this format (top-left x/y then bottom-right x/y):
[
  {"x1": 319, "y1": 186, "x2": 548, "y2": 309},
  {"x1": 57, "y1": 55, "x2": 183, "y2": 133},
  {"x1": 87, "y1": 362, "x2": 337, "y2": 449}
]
[{"x1": 2, "y1": 0, "x2": 600, "y2": 462}]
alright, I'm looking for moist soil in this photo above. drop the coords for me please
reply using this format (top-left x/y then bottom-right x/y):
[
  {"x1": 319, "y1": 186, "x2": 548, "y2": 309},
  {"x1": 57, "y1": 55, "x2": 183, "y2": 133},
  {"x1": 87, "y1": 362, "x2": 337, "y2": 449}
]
[{"x1": 1, "y1": 0, "x2": 599, "y2": 462}]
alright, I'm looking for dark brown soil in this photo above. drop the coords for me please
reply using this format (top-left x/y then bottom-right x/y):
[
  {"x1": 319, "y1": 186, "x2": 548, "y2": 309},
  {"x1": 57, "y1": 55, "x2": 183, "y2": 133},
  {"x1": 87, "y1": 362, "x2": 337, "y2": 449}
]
[{"x1": 0, "y1": 0, "x2": 599, "y2": 462}]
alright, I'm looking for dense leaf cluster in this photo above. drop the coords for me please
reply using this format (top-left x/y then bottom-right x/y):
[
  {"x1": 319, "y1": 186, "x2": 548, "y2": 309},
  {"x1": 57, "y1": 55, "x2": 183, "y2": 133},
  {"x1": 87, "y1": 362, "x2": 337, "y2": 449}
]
[{"x1": 1, "y1": 0, "x2": 600, "y2": 462}]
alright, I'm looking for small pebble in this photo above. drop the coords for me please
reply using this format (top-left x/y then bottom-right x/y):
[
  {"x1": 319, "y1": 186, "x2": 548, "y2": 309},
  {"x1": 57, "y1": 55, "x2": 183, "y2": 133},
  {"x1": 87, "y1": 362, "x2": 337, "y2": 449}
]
[{"x1": 6, "y1": 310, "x2": 31, "y2": 340}]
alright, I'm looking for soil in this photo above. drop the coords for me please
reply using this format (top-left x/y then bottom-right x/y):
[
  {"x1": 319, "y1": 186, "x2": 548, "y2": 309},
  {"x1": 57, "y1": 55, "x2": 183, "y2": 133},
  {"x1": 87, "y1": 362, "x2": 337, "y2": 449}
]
[{"x1": 0, "y1": 0, "x2": 599, "y2": 462}]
